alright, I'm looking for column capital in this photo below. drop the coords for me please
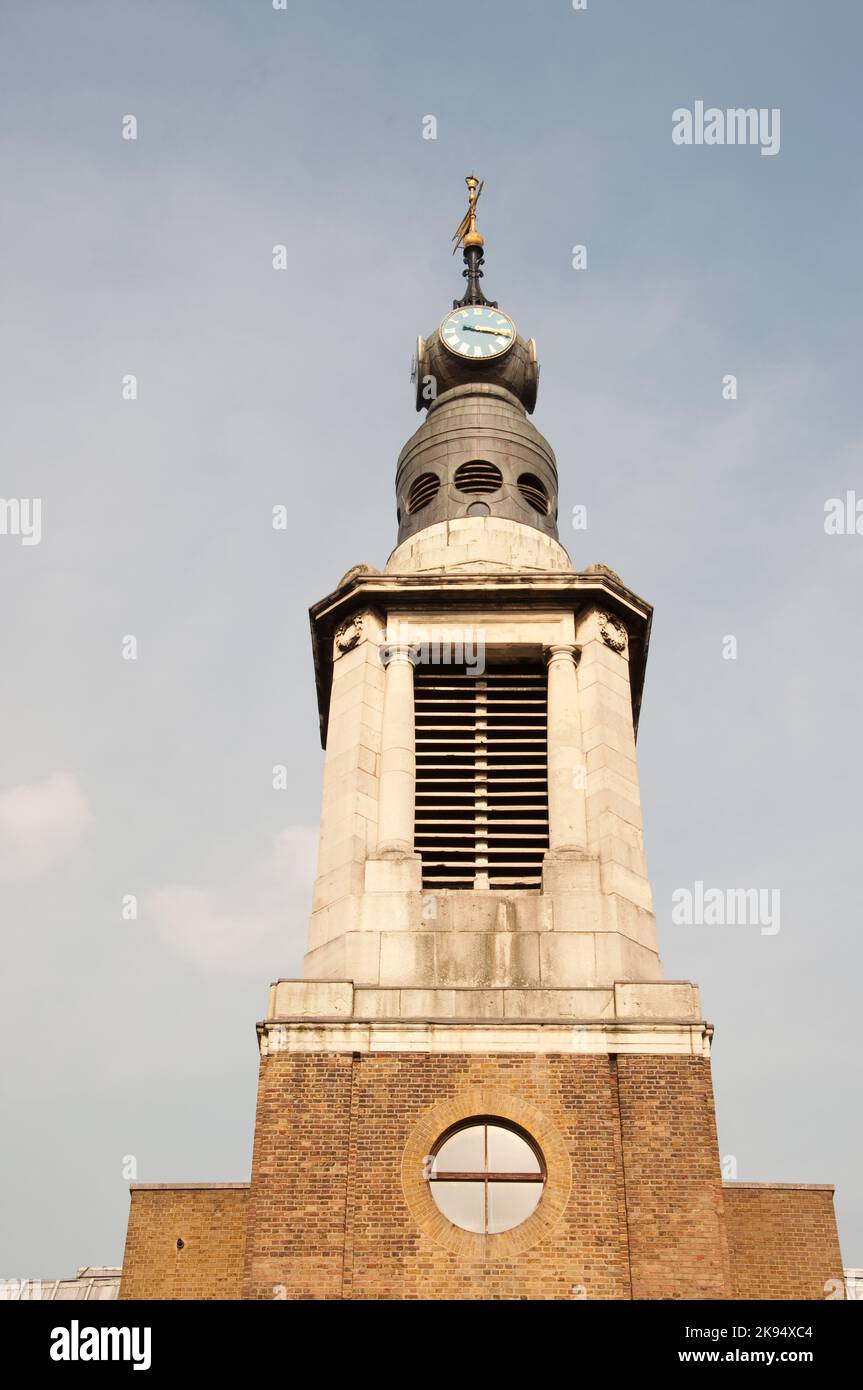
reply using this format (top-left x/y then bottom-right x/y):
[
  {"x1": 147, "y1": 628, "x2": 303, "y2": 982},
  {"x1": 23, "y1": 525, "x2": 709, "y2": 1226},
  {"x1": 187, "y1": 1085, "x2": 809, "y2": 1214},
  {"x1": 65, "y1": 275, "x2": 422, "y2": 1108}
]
[
  {"x1": 379, "y1": 642, "x2": 420, "y2": 670},
  {"x1": 543, "y1": 642, "x2": 581, "y2": 668}
]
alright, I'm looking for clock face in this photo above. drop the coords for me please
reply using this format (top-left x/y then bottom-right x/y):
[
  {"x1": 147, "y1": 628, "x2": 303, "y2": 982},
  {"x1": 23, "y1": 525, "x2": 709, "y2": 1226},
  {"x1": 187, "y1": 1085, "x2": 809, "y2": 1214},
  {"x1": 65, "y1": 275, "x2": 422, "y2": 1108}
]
[{"x1": 439, "y1": 305, "x2": 516, "y2": 360}]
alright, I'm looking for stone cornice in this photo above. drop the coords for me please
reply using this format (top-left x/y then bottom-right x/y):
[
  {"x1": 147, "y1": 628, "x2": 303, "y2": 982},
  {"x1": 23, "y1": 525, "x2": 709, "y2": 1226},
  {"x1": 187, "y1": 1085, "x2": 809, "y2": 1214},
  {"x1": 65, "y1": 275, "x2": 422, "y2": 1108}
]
[
  {"x1": 257, "y1": 1018, "x2": 712, "y2": 1058},
  {"x1": 309, "y1": 570, "x2": 653, "y2": 747}
]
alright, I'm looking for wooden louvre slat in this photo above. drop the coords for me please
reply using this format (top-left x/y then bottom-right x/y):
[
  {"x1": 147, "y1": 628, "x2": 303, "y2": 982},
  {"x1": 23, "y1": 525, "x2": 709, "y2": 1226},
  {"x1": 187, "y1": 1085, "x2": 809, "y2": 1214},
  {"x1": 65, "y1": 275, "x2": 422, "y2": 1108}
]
[
  {"x1": 407, "y1": 472, "x2": 442, "y2": 514},
  {"x1": 452, "y1": 461, "x2": 503, "y2": 494},
  {"x1": 516, "y1": 472, "x2": 550, "y2": 515},
  {"x1": 414, "y1": 666, "x2": 549, "y2": 890}
]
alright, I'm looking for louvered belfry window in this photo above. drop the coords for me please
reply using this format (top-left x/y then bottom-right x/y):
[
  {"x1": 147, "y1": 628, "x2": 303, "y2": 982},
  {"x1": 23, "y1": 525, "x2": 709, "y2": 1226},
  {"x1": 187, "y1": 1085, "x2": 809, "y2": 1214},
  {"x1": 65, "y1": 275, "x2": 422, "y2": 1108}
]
[{"x1": 414, "y1": 663, "x2": 549, "y2": 890}]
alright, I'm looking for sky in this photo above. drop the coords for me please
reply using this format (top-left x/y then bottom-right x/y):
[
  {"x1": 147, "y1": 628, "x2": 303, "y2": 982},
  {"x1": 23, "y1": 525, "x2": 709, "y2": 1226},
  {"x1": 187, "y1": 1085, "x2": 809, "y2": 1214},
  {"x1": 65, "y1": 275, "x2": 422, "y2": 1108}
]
[{"x1": 1, "y1": 0, "x2": 861, "y2": 1280}]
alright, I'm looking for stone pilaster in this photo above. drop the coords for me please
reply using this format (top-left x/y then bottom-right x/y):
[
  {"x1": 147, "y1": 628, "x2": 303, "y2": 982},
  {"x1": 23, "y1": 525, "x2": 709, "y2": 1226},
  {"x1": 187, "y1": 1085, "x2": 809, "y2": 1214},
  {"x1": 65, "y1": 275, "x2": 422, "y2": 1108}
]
[
  {"x1": 575, "y1": 605, "x2": 661, "y2": 978},
  {"x1": 309, "y1": 610, "x2": 385, "y2": 917},
  {"x1": 375, "y1": 643, "x2": 418, "y2": 855},
  {"x1": 544, "y1": 642, "x2": 587, "y2": 853}
]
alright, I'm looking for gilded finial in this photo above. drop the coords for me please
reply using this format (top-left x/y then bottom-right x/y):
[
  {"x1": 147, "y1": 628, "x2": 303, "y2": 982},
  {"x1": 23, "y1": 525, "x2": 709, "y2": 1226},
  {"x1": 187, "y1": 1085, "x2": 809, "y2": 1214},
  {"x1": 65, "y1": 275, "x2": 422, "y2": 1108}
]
[
  {"x1": 451, "y1": 172, "x2": 485, "y2": 253},
  {"x1": 451, "y1": 172, "x2": 496, "y2": 308}
]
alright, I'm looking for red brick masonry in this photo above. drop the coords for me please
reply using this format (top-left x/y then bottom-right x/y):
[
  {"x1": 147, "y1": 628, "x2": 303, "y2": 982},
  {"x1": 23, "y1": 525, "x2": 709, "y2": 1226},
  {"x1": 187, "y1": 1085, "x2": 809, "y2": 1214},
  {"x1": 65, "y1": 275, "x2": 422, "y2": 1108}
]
[{"x1": 121, "y1": 1052, "x2": 844, "y2": 1300}]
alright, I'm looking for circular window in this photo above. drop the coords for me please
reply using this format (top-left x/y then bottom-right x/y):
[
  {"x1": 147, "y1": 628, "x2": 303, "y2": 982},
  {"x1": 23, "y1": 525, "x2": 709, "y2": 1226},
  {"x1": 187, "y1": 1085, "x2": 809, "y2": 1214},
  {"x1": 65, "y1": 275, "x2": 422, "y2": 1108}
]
[
  {"x1": 427, "y1": 1118, "x2": 545, "y2": 1234},
  {"x1": 407, "y1": 472, "x2": 441, "y2": 514},
  {"x1": 517, "y1": 472, "x2": 549, "y2": 514},
  {"x1": 453, "y1": 460, "x2": 503, "y2": 494}
]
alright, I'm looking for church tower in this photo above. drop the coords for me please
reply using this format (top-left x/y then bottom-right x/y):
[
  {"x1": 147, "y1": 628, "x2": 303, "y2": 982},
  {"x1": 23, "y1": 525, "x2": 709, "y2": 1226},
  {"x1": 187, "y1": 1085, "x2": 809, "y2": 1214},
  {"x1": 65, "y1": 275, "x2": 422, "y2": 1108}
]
[{"x1": 120, "y1": 178, "x2": 844, "y2": 1301}]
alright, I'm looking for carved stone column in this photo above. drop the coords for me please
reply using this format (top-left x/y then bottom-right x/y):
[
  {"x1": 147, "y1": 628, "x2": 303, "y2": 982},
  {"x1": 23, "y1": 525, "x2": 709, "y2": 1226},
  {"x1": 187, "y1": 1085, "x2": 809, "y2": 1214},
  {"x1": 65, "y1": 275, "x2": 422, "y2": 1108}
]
[
  {"x1": 544, "y1": 643, "x2": 587, "y2": 853},
  {"x1": 376, "y1": 643, "x2": 418, "y2": 855}
]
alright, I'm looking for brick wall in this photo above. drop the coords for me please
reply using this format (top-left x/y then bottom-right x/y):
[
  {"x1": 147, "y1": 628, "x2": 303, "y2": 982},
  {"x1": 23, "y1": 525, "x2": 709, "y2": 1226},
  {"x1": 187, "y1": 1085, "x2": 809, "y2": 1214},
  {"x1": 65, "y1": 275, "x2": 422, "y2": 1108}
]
[
  {"x1": 242, "y1": 1053, "x2": 353, "y2": 1300},
  {"x1": 241, "y1": 1050, "x2": 730, "y2": 1300},
  {"x1": 119, "y1": 1053, "x2": 844, "y2": 1301},
  {"x1": 120, "y1": 1184, "x2": 249, "y2": 1300},
  {"x1": 616, "y1": 1054, "x2": 731, "y2": 1299},
  {"x1": 723, "y1": 1183, "x2": 844, "y2": 1299}
]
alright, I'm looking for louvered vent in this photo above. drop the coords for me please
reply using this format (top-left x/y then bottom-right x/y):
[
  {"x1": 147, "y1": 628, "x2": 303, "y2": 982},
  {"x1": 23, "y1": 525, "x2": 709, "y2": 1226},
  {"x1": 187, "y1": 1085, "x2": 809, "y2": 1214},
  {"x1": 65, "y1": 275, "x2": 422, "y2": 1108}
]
[
  {"x1": 453, "y1": 460, "x2": 503, "y2": 494},
  {"x1": 414, "y1": 664, "x2": 549, "y2": 890},
  {"x1": 517, "y1": 472, "x2": 549, "y2": 514},
  {"x1": 408, "y1": 472, "x2": 441, "y2": 514}
]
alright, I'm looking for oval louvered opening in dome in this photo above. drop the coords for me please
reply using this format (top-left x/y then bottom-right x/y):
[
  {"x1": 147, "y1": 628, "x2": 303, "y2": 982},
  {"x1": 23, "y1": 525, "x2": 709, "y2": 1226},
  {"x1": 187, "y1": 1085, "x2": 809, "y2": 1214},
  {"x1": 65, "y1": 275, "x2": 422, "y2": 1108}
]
[
  {"x1": 453, "y1": 460, "x2": 503, "y2": 495},
  {"x1": 517, "y1": 472, "x2": 549, "y2": 514},
  {"x1": 407, "y1": 472, "x2": 441, "y2": 514}
]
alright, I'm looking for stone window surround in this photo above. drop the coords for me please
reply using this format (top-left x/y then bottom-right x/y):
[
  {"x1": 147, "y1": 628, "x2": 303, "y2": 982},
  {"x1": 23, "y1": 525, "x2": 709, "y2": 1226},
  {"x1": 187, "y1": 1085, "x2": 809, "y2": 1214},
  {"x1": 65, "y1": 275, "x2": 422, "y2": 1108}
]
[{"x1": 373, "y1": 610, "x2": 585, "y2": 868}]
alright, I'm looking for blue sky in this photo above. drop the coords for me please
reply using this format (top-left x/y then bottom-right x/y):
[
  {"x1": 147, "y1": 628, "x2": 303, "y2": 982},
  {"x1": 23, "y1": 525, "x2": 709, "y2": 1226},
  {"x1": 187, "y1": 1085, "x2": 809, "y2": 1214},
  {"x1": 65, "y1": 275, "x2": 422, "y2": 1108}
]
[{"x1": 1, "y1": 0, "x2": 861, "y2": 1277}]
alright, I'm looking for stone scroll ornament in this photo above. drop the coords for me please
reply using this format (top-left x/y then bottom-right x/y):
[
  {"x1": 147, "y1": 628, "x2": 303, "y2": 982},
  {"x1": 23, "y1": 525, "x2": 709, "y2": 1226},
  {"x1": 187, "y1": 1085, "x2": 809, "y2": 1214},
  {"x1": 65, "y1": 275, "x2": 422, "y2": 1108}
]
[
  {"x1": 598, "y1": 613, "x2": 628, "y2": 654},
  {"x1": 334, "y1": 616, "x2": 363, "y2": 656}
]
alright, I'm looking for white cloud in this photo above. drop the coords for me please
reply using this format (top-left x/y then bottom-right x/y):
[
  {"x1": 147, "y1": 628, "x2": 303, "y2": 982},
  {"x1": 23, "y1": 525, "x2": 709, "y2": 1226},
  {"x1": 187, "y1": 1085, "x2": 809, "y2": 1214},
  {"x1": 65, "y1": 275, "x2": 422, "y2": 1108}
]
[
  {"x1": 267, "y1": 824, "x2": 319, "y2": 889},
  {"x1": 149, "y1": 887, "x2": 284, "y2": 972},
  {"x1": 0, "y1": 772, "x2": 92, "y2": 881},
  {"x1": 150, "y1": 824, "x2": 318, "y2": 973}
]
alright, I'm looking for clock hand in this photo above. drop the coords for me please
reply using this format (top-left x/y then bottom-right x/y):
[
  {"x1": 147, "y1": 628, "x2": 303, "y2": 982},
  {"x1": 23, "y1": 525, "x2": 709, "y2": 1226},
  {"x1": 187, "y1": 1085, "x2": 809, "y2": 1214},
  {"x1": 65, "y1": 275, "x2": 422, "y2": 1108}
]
[{"x1": 462, "y1": 325, "x2": 512, "y2": 336}]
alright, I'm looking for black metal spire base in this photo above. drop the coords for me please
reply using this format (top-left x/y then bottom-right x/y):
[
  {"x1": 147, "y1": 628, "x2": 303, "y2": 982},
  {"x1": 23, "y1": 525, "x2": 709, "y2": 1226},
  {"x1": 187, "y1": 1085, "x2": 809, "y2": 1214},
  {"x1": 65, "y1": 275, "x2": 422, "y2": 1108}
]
[{"x1": 453, "y1": 245, "x2": 498, "y2": 309}]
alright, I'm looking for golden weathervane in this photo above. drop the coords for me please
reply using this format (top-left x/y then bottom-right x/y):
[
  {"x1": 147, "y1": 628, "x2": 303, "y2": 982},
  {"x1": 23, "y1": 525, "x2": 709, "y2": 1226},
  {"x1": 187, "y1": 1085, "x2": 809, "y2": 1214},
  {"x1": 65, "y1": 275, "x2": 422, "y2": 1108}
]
[{"x1": 451, "y1": 173, "x2": 485, "y2": 253}]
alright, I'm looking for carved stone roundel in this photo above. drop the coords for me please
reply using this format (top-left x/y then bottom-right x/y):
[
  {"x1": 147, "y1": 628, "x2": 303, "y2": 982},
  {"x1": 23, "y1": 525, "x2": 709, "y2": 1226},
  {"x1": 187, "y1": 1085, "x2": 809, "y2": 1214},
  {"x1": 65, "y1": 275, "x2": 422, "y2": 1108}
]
[
  {"x1": 599, "y1": 613, "x2": 627, "y2": 654},
  {"x1": 335, "y1": 617, "x2": 363, "y2": 655}
]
